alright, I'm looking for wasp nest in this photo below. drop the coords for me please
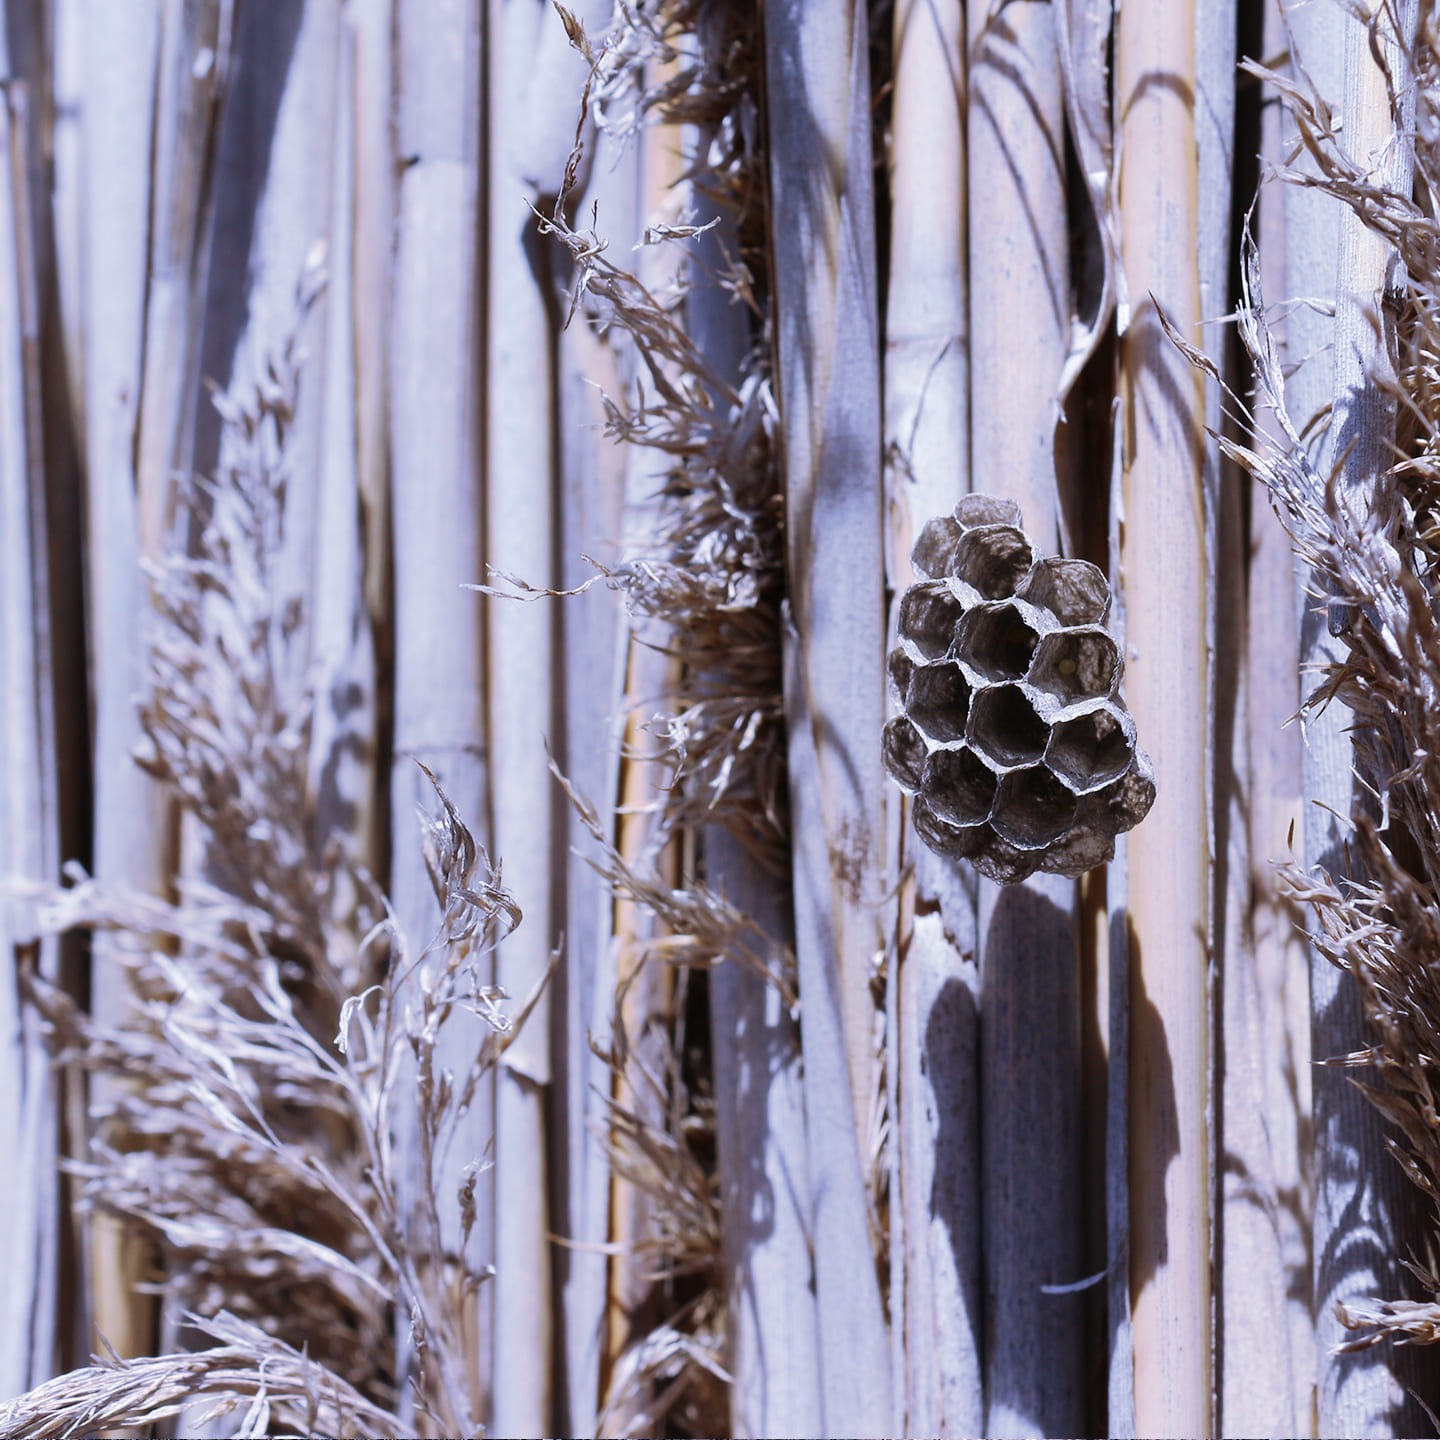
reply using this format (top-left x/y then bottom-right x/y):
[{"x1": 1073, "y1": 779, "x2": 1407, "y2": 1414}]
[{"x1": 884, "y1": 495, "x2": 1155, "y2": 884}]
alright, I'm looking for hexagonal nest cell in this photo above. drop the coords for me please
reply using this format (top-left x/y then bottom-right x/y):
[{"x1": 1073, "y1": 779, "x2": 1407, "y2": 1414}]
[
  {"x1": 885, "y1": 495, "x2": 1154, "y2": 882},
  {"x1": 1028, "y1": 627, "x2": 1119, "y2": 708},
  {"x1": 911, "y1": 796, "x2": 988, "y2": 862},
  {"x1": 888, "y1": 647, "x2": 916, "y2": 701},
  {"x1": 1046, "y1": 703, "x2": 1134, "y2": 792},
  {"x1": 1019, "y1": 556, "x2": 1110, "y2": 626},
  {"x1": 911, "y1": 515, "x2": 965, "y2": 581},
  {"x1": 923, "y1": 745, "x2": 998, "y2": 826},
  {"x1": 992, "y1": 765, "x2": 1079, "y2": 850},
  {"x1": 969, "y1": 684, "x2": 1049, "y2": 768},
  {"x1": 898, "y1": 582, "x2": 965, "y2": 660},
  {"x1": 956, "y1": 601, "x2": 1041, "y2": 683},
  {"x1": 955, "y1": 494, "x2": 1023, "y2": 530},
  {"x1": 907, "y1": 661, "x2": 971, "y2": 742},
  {"x1": 954, "y1": 525, "x2": 1036, "y2": 600},
  {"x1": 882, "y1": 716, "x2": 928, "y2": 793}
]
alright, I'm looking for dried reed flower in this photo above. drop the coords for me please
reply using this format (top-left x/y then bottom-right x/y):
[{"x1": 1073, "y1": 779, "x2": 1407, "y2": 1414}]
[
  {"x1": 3, "y1": 273, "x2": 538, "y2": 1439},
  {"x1": 0, "y1": 1311, "x2": 398, "y2": 1439},
  {"x1": 596, "y1": 1297, "x2": 731, "y2": 1438},
  {"x1": 136, "y1": 264, "x2": 341, "y2": 988}
]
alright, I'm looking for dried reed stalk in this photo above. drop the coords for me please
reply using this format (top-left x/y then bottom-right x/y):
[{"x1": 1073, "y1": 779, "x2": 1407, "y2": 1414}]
[
  {"x1": 556, "y1": 312, "x2": 629, "y2": 1440},
  {"x1": 482, "y1": 1, "x2": 595, "y2": 1425},
  {"x1": 145, "y1": 22, "x2": 237, "y2": 1412},
  {"x1": 48, "y1": 0, "x2": 84, "y2": 437},
  {"x1": 0, "y1": 64, "x2": 61, "y2": 1399},
  {"x1": 1055, "y1": 0, "x2": 1126, "y2": 403},
  {"x1": 702, "y1": 828, "x2": 816, "y2": 1439},
  {"x1": 967, "y1": 6, "x2": 1088, "y2": 1431},
  {"x1": 307, "y1": 15, "x2": 381, "y2": 877},
  {"x1": 4, "y1": 0, "x2": 93, "y2": 1388},
  {"x1": 762, "y1": 6, "x2": 892, "y2": 1431},
  {"x1": 1271, "y1": 19, "x2": 1381, "y2": 1426},
  {"x1": 595, "y1": 97, "x2": 689, "y2": 1430},
  {"x1": 200, "y1": 1, "x2": 342, "y2": 712},
  {"x1": 1101, "y1": 408, "x2": 1136, "y2": 1440},
  {"x1": 1216, "y1": 5, "x2": 1312, "y2": 1432},
  {"x1": 881, "y1": 3, "x2": 980, "y2": 1435},
  {"x1": 135, "y1": 0, "x2": 229, "y2": 561},
  {"x1": 604, "y1": 493, "x2": 683, "y2": 1434},
  {"x1": 388, "y1": 2, "x2": 491, "y2": 1422},
  {"x1": 1309, "y1": 4, "x2": 1429, "y2": 1431},
  {"x1": 1224, "y1": 440, "x2": 1312, "y2": 1434},
  {"x1": 1116, "y1": 1, "x2": 1214, "y2": 1432},
  {"x1": 665, "y1": 9, "x2": 822, "y2": 1430},
  {"x1": 1193, "y1": 2, "x2": 1264, "y2": 1435},
  {"x1": 347, "y1": 0, "x2": 394, "y2": 810},
  {"x1": 602, "y1": 692, "x2": 680, "y2": 1436},
  {"x1": 552, "y1": 146, "x2": 634, "y2": 1437},
  {"x1": 78, "y1": 0, "x2": 172, "y2": 1363},
  {"x1": 1049, "y1": 5, "x2": 1134, "y2": 1425},
  {"x1": 1274, "y1": 5, "x2": 1348, "y2": 1427}
]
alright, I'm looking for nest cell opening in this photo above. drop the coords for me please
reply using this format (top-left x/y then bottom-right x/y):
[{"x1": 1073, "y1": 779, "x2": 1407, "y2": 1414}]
[
  {"x1": 1020, "y1": 556, "x2": 1110, "y2": 626},
  {"x1": 954, "y1": 525, "x2": 1037, "y2": 600},
  {"x1": 991, "y1": 765, "x2": 1080, "y2": 849},
  {"x1": 956, "y1": 601, "x2": 1040, "y2": 682},
  {"x1": 923, "y1": 744, "x2": 998, "y2": 825},
  {"x1": 911, "y1": 796, "x2": 988, "y2": 861},
  {"x1": 907, "y1": 660, "x2": 971, "y2": 741},
  {"x1": 911, "y1": 515, "x2": 966, "y2": 580},
  {"x1": 889, "y1": 647, "x2": 916, "y2": 702},
  {"x1": 968, "y1": 683, "x2": 1049, "y2": 767},
  {"x1": 898, "y1": 582, "x2": 965, "y2": 660},
  {"x1": 1045, "y1": 703, "x2": 1133, "y2": 791},
  {"x1": 1028, "y1": 627, "x2": 1119, "y2": 706},
  {"x1": 882, "y1": 715, "x2": 928, "y2": 792}
]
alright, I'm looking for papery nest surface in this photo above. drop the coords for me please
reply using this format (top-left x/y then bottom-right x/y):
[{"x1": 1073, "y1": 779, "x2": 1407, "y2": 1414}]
[{"x1": 884, "y1": 495, "x2": 1155, "y2": 884}]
